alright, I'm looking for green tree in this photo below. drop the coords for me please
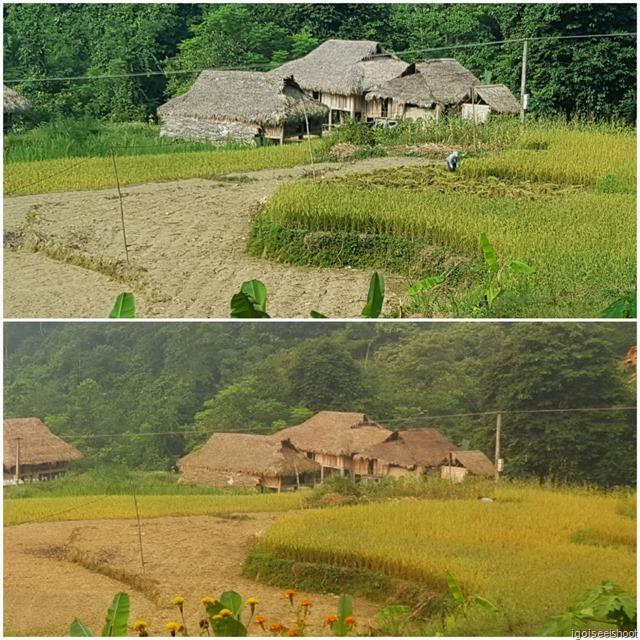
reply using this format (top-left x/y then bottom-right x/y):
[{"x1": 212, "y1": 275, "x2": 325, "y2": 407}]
[{"x1": 480, "y1": 323, "x2": 636, "y2": 485}]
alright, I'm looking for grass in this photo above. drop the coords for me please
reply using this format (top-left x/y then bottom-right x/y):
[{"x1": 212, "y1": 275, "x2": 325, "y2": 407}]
[
  {"x1": 248, "y1": 127, "x2": 636, "y2": 318},
  {"x1": 4, "y1": 141, "x2": 317, "y2": 196},
  {"x1": 3, "y1": 492, "x2": 305, "y2": 526},
  {"x1": 3, "y1": 119, "x2": 245, "y2": 164},
  {"x1": 250, "y1": 484, "x2": 637, "y2": 635}
]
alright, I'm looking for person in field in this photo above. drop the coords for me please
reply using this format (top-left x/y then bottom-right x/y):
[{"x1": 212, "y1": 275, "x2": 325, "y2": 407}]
[{"x1": 447, "y1": 151, "x2": 460, "y2": 172}]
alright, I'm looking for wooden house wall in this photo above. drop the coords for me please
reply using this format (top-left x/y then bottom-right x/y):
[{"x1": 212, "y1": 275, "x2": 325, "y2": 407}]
[
  {"x1": 405, "y1": 106, "x2": 439, "y2": 121},
  {"x1": 440, "y1": 465, "x2": 468, "y2": 483},
  {"x1": 461, "y1": 103, "x2": 491, "y2": 123},
  {"x1": 5, "y1": 461, "x2": 70, "y2": 482},
  {"x1": 161, "y1": 116, "x2": 261, "y2": 145}
]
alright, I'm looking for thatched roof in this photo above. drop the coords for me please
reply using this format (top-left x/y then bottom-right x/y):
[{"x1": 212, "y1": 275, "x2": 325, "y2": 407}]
[
  {"x1": 468, "y1": 84, "x2": 520, "y2": 114},
  {"x1": 157, "y1": 71, "x2": 327, "y2": 127},
  {"x1": 444, "y1": 450, "x2": 496, "y2": 477},
  {"x1": 177, "y1": 433, "x2": 320, "y2": 478},
  {"x1": 3, "y1": 418, "x2": 83, "y2": 468},
  {"x1": 415, "y1": 59, "x2": 481, "y2": 106},
  {"x1": 276, "y1": 411, "x2": 392, "y2": 456},
  {"x1": 356, "y1": 429, "x2": 459, "y2": 469},
  {"x1": 270, "y1": 40, "x2": 409, "y2": 96},
  {"x1": 3, "y1": 85, "x2": 32, "y2": 113},
  {"x1": 365, "y1": 72, "x2": 436, "y2": 108}
]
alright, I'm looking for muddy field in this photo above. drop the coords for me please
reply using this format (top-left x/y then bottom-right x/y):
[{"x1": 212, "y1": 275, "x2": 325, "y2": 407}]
[
  {"x1": 4, "y1": 156, "x2": 432, "y2": 319},
  {"x1": 4, "y1": 512, "x2": 379, "y2": 636}
]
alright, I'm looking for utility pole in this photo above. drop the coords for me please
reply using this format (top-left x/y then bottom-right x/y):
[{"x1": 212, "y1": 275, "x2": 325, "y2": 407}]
[
  {"x1": 494, "y1": 413, "x2": 502, "y2": 483},
  {"x1": 520, "y1": 39, "x2": 528, "y2": 127},
  {"x1": 15, "y1": 437, "x2": 22, "y2": 485}
]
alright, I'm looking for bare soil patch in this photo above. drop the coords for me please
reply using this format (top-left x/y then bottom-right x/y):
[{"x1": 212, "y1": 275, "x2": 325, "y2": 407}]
[
  {"x1": 4, "y1": 513, "x2": 379, "y2": 636},
  {"x1": 4, "y1": 156, "x2": 432, "y2": 319}
]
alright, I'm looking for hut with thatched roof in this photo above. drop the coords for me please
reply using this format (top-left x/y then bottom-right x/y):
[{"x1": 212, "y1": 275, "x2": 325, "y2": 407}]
[
  {"x1": 3, "y1": 418, "x2": 83, "y2": 484},
  {"x1": 439, "y1": 450, "x2": 496, "y2": 483},
  {"x1": 365, "y1": 58, "x2": 481, "y2": 121},
  {"x1": 157, "y1": 71, "x2": 328, "y2": 146},
  {"x1": 177, "y1": 433, "x2": 320, "y2": 491},
  {"x1": 460, "y1": 84, "x2": 520, "y2": 122},
  {"x1": 355, "y1": 429, "x2": 461, "y2": 478},
  {"x1": 276, "y1": 411, "x2": 392, "y2": 480},
  {"x1": 3, "y1": 85, "x2": 32, "y2": 132},
  {"x1": 270, "y1": 40, "x2": 409, "y2": 128}
]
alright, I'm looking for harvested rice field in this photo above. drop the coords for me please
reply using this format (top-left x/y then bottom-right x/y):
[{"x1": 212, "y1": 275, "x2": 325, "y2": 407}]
[{"x1": 3, "y1": 512, "x2": 379, "y2": 637}]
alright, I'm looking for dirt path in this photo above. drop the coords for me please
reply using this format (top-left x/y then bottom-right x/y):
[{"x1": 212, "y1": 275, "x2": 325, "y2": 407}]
[
  {"x1": 4, "y1": 513, "x2": 380, "y2": 636},
  {"x1": 3, "y1": 156, "x2": 432, "y2": 318}
]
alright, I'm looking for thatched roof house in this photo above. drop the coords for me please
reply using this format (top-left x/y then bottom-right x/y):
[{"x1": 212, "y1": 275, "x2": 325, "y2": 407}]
[
  {"x1": 3, "y1": 85, "x2": 32, "y2": 132},
  {"x1": 365, "y1": 58, "x2": 480, "y2": 121},
  {"x1": 157, "y1": 71, "x2": 328, "y2": 145},
  {"x1": 459, "y1": 84, "x2": 520, "y2": 122},
  {"x1": 270, "y1": 40, "x2": 409, "y2": 125},
  {"x1": 276, "y1": 411, "x2": 392, "y2": 478},
  {"x1": 3, "y1": 418, "x2": 83, "y2": 484},
  {"x1": 356, "y1": 429, "x2": 460, "y2": 477},
  {"x1": 177, "y1": 433, "x2": 320, "y2": 491},
  {"x1": 3, "y1": 85, "x2": 32, "y2": 114},
  {"x1": 440, "y1": 450, "x2": 496, "y2": 482}
]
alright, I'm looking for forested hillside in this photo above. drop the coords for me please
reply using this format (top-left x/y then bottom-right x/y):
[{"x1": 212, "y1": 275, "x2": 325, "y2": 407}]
[
  {"x1": 3, "y1": 322, "x2": 636, "y2": 486},
  {"x1": 3, "y1": 3, "x2": 636, "y2": 123}
]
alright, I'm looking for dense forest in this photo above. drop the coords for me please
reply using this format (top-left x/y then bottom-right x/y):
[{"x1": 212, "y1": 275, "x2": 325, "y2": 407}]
[
  {"x1": 4, "y1": 322, "x2": 636, "y2": 487},
  {"x1": 3, "y1": 3, "x2": 637, "y2": 124}
]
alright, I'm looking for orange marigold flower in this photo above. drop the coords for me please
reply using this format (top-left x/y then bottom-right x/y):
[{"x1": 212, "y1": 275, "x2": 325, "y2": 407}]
[
  {"x1": 299, "y1": 598, "x2": 313, "y2": 608},
  {"x1": 296, "y1": 618, "x2": 307, "y2": 627},
  {"x1": 324, "y1": 614, "x2": 338, "y2": 625},
  {"x1": 288, "y1": 629, "x2": 300, "y2": 636},
  {"x1": 344, "y1": 616, "x2": 357, "y2": 626},
  {"x1": 254, "y1": 615, "x2": 268, "y2": 626},
  {"x1": 283, "y1": 589, "x2": 298, "y2": 599},
  {"x1": 269, "y1": 622, "x2": 284, "y2": 632},
  {"x1": 201, "y1": 596, "x2": 215, "y2": 607}
]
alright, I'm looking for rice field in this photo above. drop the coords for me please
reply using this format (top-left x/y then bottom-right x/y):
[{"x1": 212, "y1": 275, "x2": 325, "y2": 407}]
[
  {"x1": 3, "y1": 143, "x2": 317, "y2": 196},
  {"x1": 254, "y1": 485, "x2": 637, "y2": 635},
  {"x1": 250, "y1": 129, "x2": 636, "y2": 318},
  {"x1": 3, "y1": 492, "x2": 304, "y2": 526}
]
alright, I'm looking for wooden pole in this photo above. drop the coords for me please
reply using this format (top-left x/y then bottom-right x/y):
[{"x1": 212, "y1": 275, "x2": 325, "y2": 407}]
[
  {"x1": 110, "y1": 149, "x2": 130, "y2": 265},
  {"x1": 15, "y1": 437, "x2": 21, "y2": 484},
  {"x1": 448, "y1": 451, "x2": 454, "y2": 484},
  {"x1": 471, "y1": 85, "x2": 477, "y2": 151},
  {"x1": 132, "y1": 485, "x2": 145, "y2": 575},
  {"x1": 520, "y1": 39, "x2": 528, "y2": 127},
  {"x1": 301, "y1": 99, "x2": 315, "y2": 178},
  {"x1": 495, "y1": 413, "x2": 502, "y2": 483}
]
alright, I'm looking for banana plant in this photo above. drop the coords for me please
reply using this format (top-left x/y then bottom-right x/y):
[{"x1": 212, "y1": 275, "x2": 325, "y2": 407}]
[{"x1": 70, "y1": 592, "x2": 130, "y2": 637}]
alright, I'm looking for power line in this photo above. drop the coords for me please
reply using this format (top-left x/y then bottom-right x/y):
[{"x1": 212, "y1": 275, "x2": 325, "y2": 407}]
[
  {"x1": 4, "y1": 31, "x2": 635, "y2": 85},
  {"x1": 381, "y1": 406, "x2": 637, "y2": 424},
  {"x1": 54, "y1": 406, "x2": 637, "y2": 440}
]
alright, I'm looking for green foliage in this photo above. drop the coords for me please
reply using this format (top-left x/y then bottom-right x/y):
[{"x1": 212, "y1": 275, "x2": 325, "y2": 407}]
[
  {"x1": 329, "y1": 119, "x2": 376, "y2": 147},
  {"x1": 108, "y1": 293, "x2": 135, "y2": 319},
  {"x1": 602, "y1": 290, "x2": 637, "y2": 319},
  {"x1": 540, "y1": 581, "x2": 637, "y2": 635},
  {"x1": 206, "y1": 591, "x2": 248, "y2": 637},
  {"x1": 70, "y1": 592, "x2": 129, "y2": 637},
  {"x1": 361, "y1": 272, "x2": 385, "y2": 318},
  {"x1": 329, "y1": 595, "x2": 354, "y2": 636},
  {"x1": 230, "y1": 280, "x2": 270, "y2": 318}
]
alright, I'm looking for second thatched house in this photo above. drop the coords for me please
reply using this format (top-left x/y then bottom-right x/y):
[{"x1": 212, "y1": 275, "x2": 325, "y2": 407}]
[
  {"x1": 365, "y1": 58, "x2": 519, "y2": 122},
  {"x1": 276, "y1": 411, "x2": 392, "y2": 479},
  {"x1": 157, "y1": 71, "x2": 328, "y2": 145},
  {"x1": 270, "y1": 40, "x2": 409, "y2": 128},
  {"x1": 3, "y1": 85, "x2": 32, "y2": 132},
  {"x1": 355, "y1": 429, "x2": 461, "y2": 478},
  {"x1": 3, "y1": 418, "x2": 83, "y2": 484},
  {"x1": 177, "y1": 433, "x2": 320, "y2": 491},
  {"x1": 439, "y1": 450, "x2": 496, "y2": 482}
]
